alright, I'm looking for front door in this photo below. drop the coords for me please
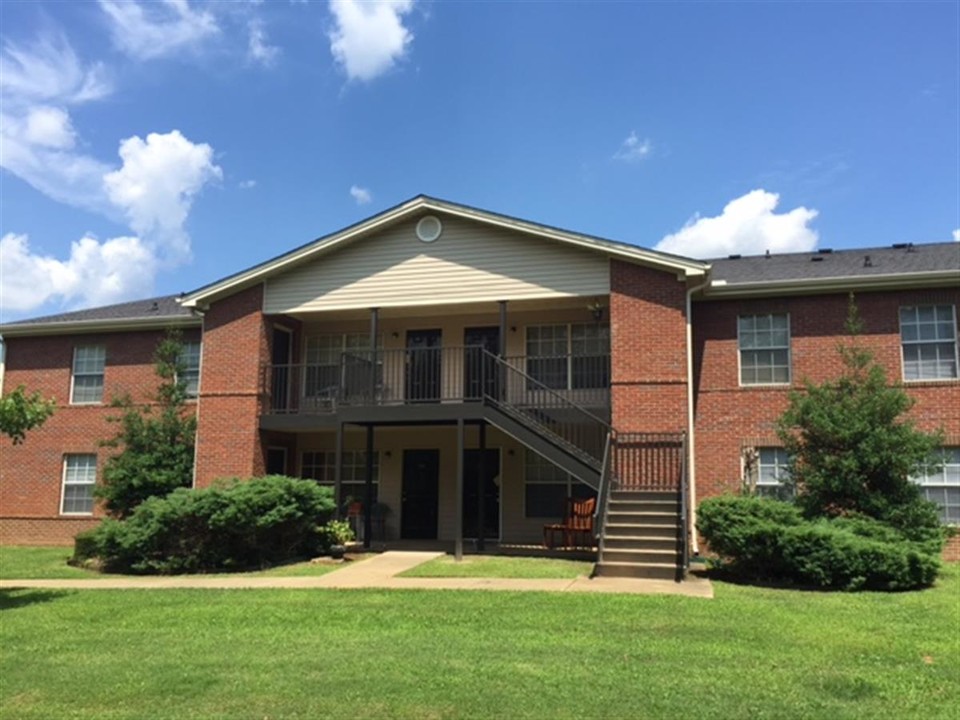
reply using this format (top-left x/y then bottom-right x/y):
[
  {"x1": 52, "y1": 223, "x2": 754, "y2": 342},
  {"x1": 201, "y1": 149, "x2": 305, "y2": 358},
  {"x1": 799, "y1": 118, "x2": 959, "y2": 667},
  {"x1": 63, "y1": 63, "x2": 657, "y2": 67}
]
[
  {"x1": 463, "y1": 327, "x2": 499, "y2": 401},
  {"x1": 462, "y1": 449, "x2": 500, "y2": 539},
  {"x1": 406, "y1": 330, "x2": 442, "y2": 402},
  {"x1": 401, "y1": 449, "x2": 440, "y2": 539}
]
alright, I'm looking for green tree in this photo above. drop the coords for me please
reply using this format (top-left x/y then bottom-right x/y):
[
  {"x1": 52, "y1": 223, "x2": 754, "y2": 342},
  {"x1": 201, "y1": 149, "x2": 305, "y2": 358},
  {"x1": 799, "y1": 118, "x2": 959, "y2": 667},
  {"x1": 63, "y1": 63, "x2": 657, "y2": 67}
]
[
  {"x1": 96, "y1": 331, "x2": 198, "y2": 518},
  {"x1": 0, "y1": 385, "x2": 55, "y2": 444},
  {"x1": 777, "y1": 296, "x2": 943, "y2": 529}
]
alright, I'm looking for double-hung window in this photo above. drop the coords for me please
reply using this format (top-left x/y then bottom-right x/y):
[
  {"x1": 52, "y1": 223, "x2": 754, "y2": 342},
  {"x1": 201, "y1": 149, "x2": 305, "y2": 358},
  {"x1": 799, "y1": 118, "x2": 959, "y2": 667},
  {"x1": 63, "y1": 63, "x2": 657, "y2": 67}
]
[
  {"x1": 738, "y1": 314, "x2": 790, "y2": 385},
  {"x1": 301, "y1": 450, "x2": 379, "y2": 503},
  {"x1": 523, "y1": 449, "x2": 595, "y2": 518},
  {"x1": 179, "y1": 341, "x2": 201, "y2": 398},
  {"x1": 753, "y1": 447, "x2": 792, "y2": 499},
  {"x1": 71, "y1": 345, "x2": 106, "y2": 404},
  {"x1": 526, "y1": 324, "x2": 610, "y2": 390},
  {"x1": 304, "y1": 334, "x2": 378, "y2": 398},
  {"x1": 912, "y1": 448, "x2": 959, "y2": 525},
  {"x1": 61, "y1": 454, "x2": 97, "y2": 515},
  {"x1": 900, "y1": 305, "x2": 958, "y2": 381}
]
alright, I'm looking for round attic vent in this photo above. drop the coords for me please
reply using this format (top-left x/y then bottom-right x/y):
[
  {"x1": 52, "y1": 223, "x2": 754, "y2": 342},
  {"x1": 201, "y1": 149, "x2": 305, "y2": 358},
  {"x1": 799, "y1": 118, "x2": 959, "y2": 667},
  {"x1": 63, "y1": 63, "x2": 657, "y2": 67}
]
[{"x1": 416, "y1": 215, "x2": 443, "y2": 243}]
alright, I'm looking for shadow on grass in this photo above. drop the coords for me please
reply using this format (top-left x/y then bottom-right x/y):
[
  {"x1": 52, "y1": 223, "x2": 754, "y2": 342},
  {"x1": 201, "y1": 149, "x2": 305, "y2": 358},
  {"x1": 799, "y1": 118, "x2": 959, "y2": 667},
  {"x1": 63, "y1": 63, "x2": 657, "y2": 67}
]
[{"x1": 0, "y1": 588, "x2": 74, "y2": 611}]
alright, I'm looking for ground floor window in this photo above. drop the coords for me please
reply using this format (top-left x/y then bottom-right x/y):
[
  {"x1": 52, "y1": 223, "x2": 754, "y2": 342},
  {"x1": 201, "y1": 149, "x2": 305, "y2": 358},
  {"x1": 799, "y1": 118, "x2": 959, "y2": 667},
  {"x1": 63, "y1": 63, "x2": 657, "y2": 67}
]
[
  {"x1": 61, "y1": 454, "x2": 97, "y2": 515},
  {"x1": 912, "y1": 447, "x2": 960, "y2": 524},
  {"x1": 523, "y1": 449, "x2": 595, "y2": 519},
  {"x1": 753, "y1": 447, "x2": 792, "y2": 499},
  {"x1": 301, "y1": 450, "x2": 379, "y2": 504}
]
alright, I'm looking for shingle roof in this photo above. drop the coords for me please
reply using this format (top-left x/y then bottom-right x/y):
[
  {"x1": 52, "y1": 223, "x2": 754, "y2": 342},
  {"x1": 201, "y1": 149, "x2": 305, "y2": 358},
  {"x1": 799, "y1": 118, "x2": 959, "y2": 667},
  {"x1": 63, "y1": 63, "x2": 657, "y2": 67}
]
[
  {"x1": 709, "y1": 242, "x2": 959, "y2": 285},
  {"x1": 4, "y1": 294, "x2": 194, "y2": 327}
]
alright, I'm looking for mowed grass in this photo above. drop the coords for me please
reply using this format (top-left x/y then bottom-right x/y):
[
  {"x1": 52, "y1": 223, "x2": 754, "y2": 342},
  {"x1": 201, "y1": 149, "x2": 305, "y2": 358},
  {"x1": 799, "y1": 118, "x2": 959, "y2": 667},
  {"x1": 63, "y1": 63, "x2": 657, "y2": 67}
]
[
  {"x1": 0, "y1": 545, "x2": 365, "y2": 580},
  {"x1": 399, "y1": 554, "x2": 593, "y2": 578},
  {"x1": 2, "y1": 566, "x2": 957, "y2": 719}
]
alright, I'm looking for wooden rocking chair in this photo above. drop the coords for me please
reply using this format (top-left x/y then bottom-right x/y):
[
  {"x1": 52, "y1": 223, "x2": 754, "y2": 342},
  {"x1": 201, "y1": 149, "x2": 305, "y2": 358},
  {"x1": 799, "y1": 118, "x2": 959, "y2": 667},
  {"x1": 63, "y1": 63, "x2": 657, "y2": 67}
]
[{"x1": 543, "y1": 497, "x2": 596, "y2": 549}]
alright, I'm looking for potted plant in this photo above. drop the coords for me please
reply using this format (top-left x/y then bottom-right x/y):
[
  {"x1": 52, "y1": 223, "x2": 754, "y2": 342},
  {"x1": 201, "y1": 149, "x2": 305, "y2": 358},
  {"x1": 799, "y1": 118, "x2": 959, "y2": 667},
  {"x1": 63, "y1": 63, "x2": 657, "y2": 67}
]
[{"x1": 324, "y1": 520, "x2": 355, "y2": 560}]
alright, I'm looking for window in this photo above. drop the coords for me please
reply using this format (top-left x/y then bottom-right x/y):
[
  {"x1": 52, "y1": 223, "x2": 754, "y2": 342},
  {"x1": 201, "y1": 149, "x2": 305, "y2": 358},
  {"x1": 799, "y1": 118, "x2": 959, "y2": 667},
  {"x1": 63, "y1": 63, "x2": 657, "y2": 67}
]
[
  {"x1": 912, "y1": 448, "x2": 960, "y2": 525},
  {"x1": 179, "y1": 341, "x2": 201, "y2": 398},
  {"x1": 900, "y1": 305, "x2": 958, "y2": 381},
  {"x1": 754, "y1": 447, "x2": 792, "y2": 499},
  {"x1": 738, "y1": 314, "x2": 790, "y2": 385},
  {"x1": 71, "y1": 345, "x2": 105, "y2": 403},
  {"x1": 304, "y1": 334, "x2": 380, "y2": 397},
  {"x1": 301, "y1": 450, "x2": 379, "y2": 503},
  {"x1": 524, "y1": 449, "x2": 595, "y2": 518},
  {"x1": 61, "y1": 454, "x2": 97, "y2": 515},
  {"x1": 526, "y1": 324, "x2": 610, "y2": 390}
]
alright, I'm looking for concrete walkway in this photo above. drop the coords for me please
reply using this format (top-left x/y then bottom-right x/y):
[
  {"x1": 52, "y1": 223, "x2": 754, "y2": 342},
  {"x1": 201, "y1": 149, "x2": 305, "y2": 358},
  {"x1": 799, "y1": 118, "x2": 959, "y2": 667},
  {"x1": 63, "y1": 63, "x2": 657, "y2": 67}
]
[{"x1": 0, "y1": 551, "x2": 714, "y2": 598}]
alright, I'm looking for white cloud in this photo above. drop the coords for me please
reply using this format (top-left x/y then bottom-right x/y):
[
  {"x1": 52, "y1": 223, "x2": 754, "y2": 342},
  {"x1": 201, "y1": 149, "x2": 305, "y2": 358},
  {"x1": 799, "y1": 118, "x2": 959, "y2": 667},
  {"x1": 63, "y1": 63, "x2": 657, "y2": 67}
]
[
  {"x1": 349, "y1": 184, "x2": 372, "y2": 205},
  {"x1": 613, "y1": 131, "x2": 652, "y2": 163},
  {"x1": 953, "y1": 229, "x2": 959, "y2": 242},
  {"x1": 328, "y1": 0, "x2": 415, "y2": 82},
  {"x1": 0, "y1": 232, "x2": 156, "y2": 313},
  {"x1": 655, "y1": 190, "x2": 819, "y2": 259},
  {"x1": 0, "y1": 33, "x2": 111, "y2": 105},
  {"x1": 247, "y1": 20, "x2": 279, "y2": 66},
  {"x1": 103, "y1": 131, "x2": 223, "y2": 264},
  {"x1": 99, "y1": 0, "x2": 220, "y2": 61},
  {"x1": 239, "y1": 179, "x2": 257, "y2": 189}
]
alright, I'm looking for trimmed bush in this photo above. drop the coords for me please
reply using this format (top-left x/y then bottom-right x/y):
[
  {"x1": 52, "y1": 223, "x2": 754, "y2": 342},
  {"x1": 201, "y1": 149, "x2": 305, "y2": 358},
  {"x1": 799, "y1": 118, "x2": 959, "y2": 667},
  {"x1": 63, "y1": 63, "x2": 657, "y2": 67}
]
[
  {"x1": 76, "y1": 476, "x2": 335, "y2": 574},
  {"x1": 698, "y1": 495, "x2": 941, "y2": 591}
]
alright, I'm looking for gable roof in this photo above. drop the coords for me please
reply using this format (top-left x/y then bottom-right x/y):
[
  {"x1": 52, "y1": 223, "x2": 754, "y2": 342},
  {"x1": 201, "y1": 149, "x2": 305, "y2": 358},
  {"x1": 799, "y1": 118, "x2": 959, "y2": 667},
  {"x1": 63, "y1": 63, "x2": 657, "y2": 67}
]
[
  {"x1": 705, "y1": 242, "x2": 959, "y2": 297},
  {"x1": 179, "y1": 195, "x2": 709, "y2": 308},
  {"x1": 0, "y1": 295, "x2": 199, "y2": 337}
]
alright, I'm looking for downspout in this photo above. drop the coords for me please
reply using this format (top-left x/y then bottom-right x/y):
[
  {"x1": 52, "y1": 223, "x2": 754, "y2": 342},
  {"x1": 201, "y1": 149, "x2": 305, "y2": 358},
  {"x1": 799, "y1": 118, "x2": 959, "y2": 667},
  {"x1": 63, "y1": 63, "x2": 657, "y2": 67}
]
[{"x1": 685, "y1": 274, "x2": 710, "y2": 555}]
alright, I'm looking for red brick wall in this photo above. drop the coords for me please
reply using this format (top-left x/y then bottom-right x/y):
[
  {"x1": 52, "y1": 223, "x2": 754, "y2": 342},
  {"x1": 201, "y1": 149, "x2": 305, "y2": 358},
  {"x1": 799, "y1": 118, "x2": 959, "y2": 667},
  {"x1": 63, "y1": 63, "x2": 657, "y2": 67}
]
[
  {"x1": 609, "y1": 260, "x2": 689, "y2": 434},
  {"x1": 692, "y1": 288, "x2": 960, "y2": 503},
  {"x1": 193, "y1": 285, "x2": 271, "y2": 485},
  {"x1": 0, "y1": 328, "x2": 199, "y2": 544}
]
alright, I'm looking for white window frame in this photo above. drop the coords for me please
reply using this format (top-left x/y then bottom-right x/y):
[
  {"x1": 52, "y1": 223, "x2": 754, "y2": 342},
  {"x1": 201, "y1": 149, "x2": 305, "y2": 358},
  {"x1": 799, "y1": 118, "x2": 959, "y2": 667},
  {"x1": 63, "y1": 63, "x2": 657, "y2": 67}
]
[
  {"x1": 303, "y1": 333, "x2": 381, "y2": 398},
  {"x1": 60, "y1": 454, "x2": 97, "y2": 515},
  {"x1": 737, "y1": 313, "x2": 791, "y2": 386},
  {"x1": 912, "y1": 447, "x2": 960, "y2": 525},
  {"x1": 755, "y1": 447, "x2": 792, "y2": 498},
  {"x1": 178, "y1": 341, "x2": 202, "y2": 399},
  {"x1": 300, "y1": 450, "x2": 380, "y2": 503},
  {"x1": 70, "y1": 345, "x2": 106, "y2": 404},
  {"x1": 899, "y1": 305, "x2": 959, "y2": 382},
  {"x1": 525, "y1": 323, "x2": 610, "y2": 390},
  {"x1": 523, "y1": 449, "x2": 594, "y2": 519}
]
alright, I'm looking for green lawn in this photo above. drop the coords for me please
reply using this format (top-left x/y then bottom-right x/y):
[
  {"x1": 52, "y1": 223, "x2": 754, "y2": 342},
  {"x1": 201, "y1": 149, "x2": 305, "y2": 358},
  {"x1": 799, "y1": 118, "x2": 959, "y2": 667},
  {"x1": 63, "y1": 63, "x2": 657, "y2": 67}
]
[
  {"x1": 2, "y1": 565, "x2": 956, "y2": 719},
  {"x1": 0, "y1": 545, "x2": 365, "y2": 580},
  {"x1": 400, "y1": 554, "x2": 593, "y2": 579}
]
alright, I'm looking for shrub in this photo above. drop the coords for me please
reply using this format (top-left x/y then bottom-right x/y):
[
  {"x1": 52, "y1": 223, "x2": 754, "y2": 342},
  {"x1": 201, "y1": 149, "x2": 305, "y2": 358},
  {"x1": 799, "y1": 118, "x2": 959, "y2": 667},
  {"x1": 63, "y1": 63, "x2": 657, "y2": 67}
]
[
  {"x1": 78, "y1": 476, "x2": 335, "y2": 574},
  {"x1": 698, "y1": 495, "x2": 941, "y2": 591}
]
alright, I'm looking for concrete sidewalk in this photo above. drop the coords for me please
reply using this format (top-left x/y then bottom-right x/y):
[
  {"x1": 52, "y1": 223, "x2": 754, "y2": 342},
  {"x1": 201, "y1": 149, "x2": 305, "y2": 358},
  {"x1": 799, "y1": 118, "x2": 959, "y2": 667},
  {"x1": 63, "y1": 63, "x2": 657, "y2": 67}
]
[{"x1": 0, "y1": 551, "x2": 713, "y2": 598}]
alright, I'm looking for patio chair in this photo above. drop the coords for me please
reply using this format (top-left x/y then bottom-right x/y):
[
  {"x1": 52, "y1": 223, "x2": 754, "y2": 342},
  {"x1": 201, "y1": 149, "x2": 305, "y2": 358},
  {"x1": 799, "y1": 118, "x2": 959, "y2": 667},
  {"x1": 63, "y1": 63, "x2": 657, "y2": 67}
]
[{"x1": 543, "y1": 497, "x2": 596, "y2": 549}]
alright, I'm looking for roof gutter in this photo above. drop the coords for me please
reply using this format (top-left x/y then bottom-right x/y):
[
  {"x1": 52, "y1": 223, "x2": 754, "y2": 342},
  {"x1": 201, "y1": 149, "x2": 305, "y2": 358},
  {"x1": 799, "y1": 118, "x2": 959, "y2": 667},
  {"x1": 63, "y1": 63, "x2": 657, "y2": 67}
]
[{"x1": 0, "y1": 314, "x2": 201, "y2": 338}]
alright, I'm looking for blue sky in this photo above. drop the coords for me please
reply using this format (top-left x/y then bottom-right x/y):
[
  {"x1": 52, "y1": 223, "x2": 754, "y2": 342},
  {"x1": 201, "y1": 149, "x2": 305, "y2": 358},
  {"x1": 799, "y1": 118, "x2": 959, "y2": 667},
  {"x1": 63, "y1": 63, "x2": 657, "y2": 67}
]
[{"x1": 1, "y1": 0, "x2": 957, "y2": 321}]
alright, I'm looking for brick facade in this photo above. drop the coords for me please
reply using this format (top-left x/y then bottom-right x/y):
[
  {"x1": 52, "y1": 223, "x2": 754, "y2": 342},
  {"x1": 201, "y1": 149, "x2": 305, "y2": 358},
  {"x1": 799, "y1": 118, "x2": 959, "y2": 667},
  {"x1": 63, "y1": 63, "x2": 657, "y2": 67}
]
[{"x1": 0, "y1": 328, "x2": 199, "y2": 544}]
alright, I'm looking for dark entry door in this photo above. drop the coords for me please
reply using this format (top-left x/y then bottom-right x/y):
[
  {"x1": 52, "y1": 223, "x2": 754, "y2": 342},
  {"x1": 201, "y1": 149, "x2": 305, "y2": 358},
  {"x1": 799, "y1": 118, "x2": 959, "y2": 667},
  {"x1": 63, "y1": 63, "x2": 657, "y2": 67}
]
[
  {"x1": 406, "y1": 330, "x2": 442, "y2": 402},
  {"x1": 462, "y1": 449, "x2": 500, "y2": 539},
  {"x1": 265, "y1": 447, "x2": 288, "y2": 475},
  {"x1": 463, "y1": 327, "x2": 499, "y2": 401},
  {"x1": 401, "y1": 449, "x2": 440, "y2": 539},
  {"x1": 271, "y1": 327, "x2": 292, "y2": 412}
]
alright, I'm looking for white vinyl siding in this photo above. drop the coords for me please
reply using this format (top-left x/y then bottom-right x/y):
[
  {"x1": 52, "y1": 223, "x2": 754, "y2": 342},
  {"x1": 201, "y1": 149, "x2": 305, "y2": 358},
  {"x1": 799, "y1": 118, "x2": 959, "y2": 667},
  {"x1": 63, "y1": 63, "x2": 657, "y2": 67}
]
[
  {"x1": 739, "y1": 314, "x2": 790, "y2": 385},
  {"x1": 71, "y1": 345, "x2": 105, "y2": 404},
  {"x1": 523, "y1": 450, "x2": 595, "y2": 519},
  {"x1": 900, "y1": 305, "x2": 958, "y2": 381},
  {"x1": 264, "y1": 216, "x2": 610, "y2": 313},
  {"x1": 301, "y1": 450, "x2": 379, "y2": 504},
  {"x1": 179, "y1": 341, "x2": 201, "y2": 398},
  {"x1": 912, "y1": 448, "x2": 960, "y2": 525},
  {"x1": 61, "y1": 454, "x2": 97, "y2": 515}
]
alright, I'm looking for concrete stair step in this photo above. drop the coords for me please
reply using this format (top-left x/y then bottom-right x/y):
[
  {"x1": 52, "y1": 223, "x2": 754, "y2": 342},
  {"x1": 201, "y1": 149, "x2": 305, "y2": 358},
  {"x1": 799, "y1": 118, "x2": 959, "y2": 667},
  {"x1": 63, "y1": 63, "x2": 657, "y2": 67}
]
[
  {"x1": 594, "y1": 562, "x2": 679, "y2": 581},
  {"x1": 607, "y1": 500, "x2": 679, "y2": 513},
  {"x1": 602, "y1": 536, "x2": 679, "y2": 551},
  {"x1": 604, "y1": 523, "x2": 678, "y2": 539},
  {"x1": 600, "y1": 549, "x2": 679, "y2": 564},
  {"x1": 606, "y1": 511, "x2": 679, "y2": 526},
  {"x1": 610, "y1": 490, "x2": 678, "y2": 503}
]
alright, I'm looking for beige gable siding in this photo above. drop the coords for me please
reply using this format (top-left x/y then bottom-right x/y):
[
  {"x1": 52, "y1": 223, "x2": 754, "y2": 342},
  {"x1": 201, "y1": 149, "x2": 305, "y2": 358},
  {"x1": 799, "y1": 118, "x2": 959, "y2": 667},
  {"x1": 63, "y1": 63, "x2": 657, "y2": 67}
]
[{"x1": 264, "y1": 216, "x2": 610, "y2": 314}]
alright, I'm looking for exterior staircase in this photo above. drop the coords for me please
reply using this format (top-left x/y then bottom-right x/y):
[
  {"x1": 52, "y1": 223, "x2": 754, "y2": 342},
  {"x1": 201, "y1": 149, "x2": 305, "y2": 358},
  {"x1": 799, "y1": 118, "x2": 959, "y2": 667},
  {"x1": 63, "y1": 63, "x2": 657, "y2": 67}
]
[{"x1": 594, "y1": 489, "x2": 685, "y2": 581}]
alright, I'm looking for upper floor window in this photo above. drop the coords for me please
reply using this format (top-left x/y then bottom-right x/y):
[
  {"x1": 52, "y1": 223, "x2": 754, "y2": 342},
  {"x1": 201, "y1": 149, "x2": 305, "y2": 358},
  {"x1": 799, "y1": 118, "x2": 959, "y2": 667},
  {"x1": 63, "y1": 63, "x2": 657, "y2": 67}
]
[
  {"x1": 912, "y1": 448, "x2": 959, "y2": 525},
  {"x1": 738, "y1": 314, "x2": 790, "y2": 385},
  {"x1": 61, "y1": 454, "x2": 97, "y2": 515},
  {"x1": 526, "y1": 324, "x2": 610, "y2": 390},
  {"x1": 71, "y1": 345, "x2": 105, "y2": 404},
  {"x1": 179, "y1": 341, "x2": 201, "y2": 398},
  {"x1": 900, "y1": 305, "x2": 958, "y2": 381},
  {"x1": 304, "y1": 334, "x2": 380, "y2": 397}
]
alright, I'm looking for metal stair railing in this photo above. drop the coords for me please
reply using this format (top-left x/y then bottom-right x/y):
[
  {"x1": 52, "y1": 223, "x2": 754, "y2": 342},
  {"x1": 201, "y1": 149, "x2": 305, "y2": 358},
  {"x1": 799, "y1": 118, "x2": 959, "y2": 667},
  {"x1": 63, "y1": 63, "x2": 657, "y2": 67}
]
[{"x1": 479, "y1": 349, "x2": 612, "y2": 472}]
